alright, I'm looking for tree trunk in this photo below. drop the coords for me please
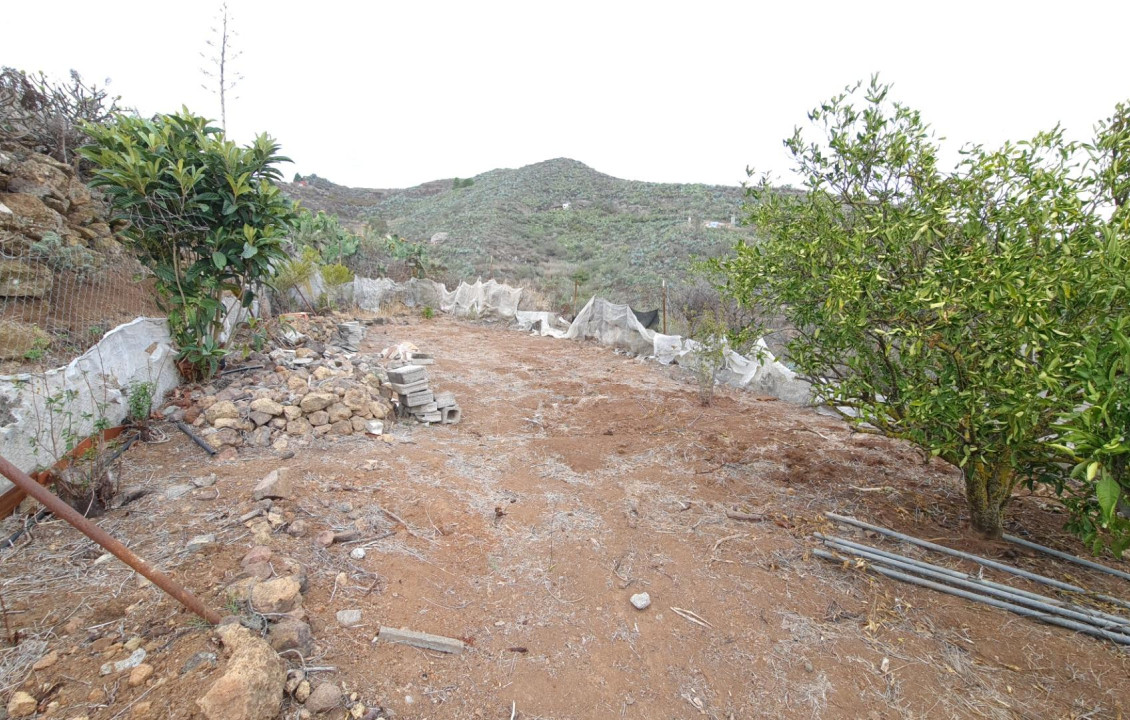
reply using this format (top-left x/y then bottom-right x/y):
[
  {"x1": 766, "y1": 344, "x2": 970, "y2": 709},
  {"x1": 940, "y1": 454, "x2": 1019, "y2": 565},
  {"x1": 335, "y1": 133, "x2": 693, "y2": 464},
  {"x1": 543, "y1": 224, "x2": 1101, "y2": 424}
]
[{"x1": 967, "y1": 496, "x2": 1004, "y2": 539}]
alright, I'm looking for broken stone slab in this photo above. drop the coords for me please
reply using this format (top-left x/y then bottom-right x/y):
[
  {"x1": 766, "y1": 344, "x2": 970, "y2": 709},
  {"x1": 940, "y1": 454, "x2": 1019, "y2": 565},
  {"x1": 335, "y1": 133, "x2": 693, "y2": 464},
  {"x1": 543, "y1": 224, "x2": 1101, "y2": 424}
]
[
  {"x1": 386, "y1": 365, "x2": 427, "y2": 385},
  {"x1": 365, "y1": 420, "x2": 384, "y2": 436},
  {"x1": 253, "y1": 468, "x2": 293, "y2": 500},
  {"x1": 403, "y1": 390, "x2": 434, "y2": 408},
  {"x1": 375, "y1": 626, "x2": 465, "y2": 654},
  {"x1": 440, "y1": 406, "x2": 462, "y2": 425},
  {"x1": 100, "y1": 648, "x2": 147, "y2": 675},
  {"x1": 434, "y1": 392, "x2": 456, "y2": 409}
]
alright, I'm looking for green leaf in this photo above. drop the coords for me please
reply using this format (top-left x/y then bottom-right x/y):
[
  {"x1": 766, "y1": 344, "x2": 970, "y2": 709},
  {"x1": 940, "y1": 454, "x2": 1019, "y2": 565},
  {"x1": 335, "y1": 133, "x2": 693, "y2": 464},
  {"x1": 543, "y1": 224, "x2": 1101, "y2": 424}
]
[
  {"x1": 240, "y1": 243, "x2": 258, "y2": 259},
  {"x1": 211, "y1": 251, "x2": 227, "y2": 270},
  {"x1": 1096, "y1": 473, "x2": 1120, "y2": 525}
]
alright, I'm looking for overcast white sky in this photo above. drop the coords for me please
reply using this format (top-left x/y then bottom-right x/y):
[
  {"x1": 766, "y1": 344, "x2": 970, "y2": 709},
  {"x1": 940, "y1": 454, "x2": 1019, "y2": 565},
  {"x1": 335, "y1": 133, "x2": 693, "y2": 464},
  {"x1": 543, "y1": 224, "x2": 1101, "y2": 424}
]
[{"x1": 7, "y1": 1, "x2": 1129, "y2": 189}]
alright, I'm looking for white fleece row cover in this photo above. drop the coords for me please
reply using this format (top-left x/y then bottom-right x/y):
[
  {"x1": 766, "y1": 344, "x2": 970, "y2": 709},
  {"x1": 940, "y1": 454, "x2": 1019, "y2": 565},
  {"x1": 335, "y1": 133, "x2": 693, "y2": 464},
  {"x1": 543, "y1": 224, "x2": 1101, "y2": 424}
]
[{"x1": 352, "y1": 277, "x2": 811, "y2": 404}]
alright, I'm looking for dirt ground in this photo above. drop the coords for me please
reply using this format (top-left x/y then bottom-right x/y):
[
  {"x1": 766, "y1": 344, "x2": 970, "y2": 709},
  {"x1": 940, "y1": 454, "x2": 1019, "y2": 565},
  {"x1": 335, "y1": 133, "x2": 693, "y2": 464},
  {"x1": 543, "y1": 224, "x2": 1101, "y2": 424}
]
[{"x1": 3, "y1": 312, "x2": 1130, "y2": 720}]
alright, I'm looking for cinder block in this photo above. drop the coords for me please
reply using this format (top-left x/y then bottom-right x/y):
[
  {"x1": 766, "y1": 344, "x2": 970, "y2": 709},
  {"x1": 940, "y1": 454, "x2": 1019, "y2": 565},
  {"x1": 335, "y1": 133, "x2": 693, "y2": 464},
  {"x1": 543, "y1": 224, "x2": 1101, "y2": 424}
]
[
  {"x1": 416, "y1": 412, "x2": 442, "y2": 423},
  {"x1": 410, "y1": 402, "x2": 439, "y2": 414},
  {"x1": 387, "y1": 365, "x2": 427, "y2": 385},
  {"x1": 390, "y1": 379, "x2": 430, "y2": 395},
  {"x1": 434, "y1": 392, "x2": 456, "y2": 409},
  {"x1": 441, "y1": 405, "x2": 461, "y2": 425},
  {"x1": 404, "y1": 390, "x2": 434, "y2": 407}
]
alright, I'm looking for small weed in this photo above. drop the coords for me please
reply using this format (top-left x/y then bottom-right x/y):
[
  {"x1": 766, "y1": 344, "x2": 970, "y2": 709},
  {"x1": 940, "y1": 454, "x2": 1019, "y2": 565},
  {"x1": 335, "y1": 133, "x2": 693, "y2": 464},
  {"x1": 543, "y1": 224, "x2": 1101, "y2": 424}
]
[{"x1": 422, "y1": 306, "x2": 435, "y2": 320}]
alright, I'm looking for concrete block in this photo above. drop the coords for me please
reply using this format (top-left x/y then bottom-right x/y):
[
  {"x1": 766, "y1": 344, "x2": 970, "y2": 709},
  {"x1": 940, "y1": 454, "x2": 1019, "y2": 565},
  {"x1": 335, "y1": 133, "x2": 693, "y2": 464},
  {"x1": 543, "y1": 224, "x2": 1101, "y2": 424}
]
[
  {"x1": 386, "y1": 365, "x2": 427, "y2": 385},
  {"x1": 441, "y1": 405, "x2": 461, "y2": 425},
  {"x1": 410, "y1": 402, "x2": 439, "y2": 414},
  {"x1": 390, "y1": 379, "x2": 429, "y2": 395},
  {"x1": 416, "y1": 412, "x2": 442, "y2": 423},
  {"x1": 434, "y1": 392, "x2": 456, "y2": 409},
  {"x1": 404, "y1": 390, "x2": 434, "y2": 407}
]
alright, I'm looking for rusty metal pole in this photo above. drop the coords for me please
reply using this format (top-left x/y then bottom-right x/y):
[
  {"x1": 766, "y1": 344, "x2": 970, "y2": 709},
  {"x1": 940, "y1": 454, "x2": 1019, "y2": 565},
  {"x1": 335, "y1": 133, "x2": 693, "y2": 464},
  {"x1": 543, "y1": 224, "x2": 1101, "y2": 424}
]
[{"x1": 0, "y1": 454, "x2": 222, "y2": 625}]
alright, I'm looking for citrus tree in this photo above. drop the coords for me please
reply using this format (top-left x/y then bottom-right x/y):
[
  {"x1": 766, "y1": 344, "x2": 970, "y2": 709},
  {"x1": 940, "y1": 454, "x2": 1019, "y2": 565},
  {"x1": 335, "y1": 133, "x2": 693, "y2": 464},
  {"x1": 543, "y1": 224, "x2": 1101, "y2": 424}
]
[
  {"x1": 713, "y1": 77, "x2": 1129, "y2": 541},
  {"x1": 80, "y1": 108, "x2": 294, "y2": 379}
]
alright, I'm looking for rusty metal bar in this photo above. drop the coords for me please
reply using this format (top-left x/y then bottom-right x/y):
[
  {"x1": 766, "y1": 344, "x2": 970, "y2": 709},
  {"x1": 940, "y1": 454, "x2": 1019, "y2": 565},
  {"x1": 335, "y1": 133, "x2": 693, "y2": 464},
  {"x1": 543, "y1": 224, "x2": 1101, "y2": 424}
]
[{"x1": 0, "y1": 454, "x2": 222, "y2": 625}]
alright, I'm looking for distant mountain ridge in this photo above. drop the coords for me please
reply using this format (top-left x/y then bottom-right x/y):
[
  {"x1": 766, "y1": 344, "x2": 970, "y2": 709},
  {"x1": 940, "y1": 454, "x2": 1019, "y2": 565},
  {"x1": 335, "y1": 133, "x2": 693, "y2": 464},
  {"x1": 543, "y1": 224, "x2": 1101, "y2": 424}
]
[{"x1": 281, "y1": 158, "x2": 755, "y2": 304}]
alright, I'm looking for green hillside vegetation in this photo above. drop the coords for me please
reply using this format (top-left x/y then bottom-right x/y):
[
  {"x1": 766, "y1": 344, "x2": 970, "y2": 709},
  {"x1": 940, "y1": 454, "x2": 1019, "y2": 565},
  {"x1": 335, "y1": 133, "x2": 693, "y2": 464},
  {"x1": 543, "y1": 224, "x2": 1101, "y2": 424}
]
[{"x1": 283, "y1": 158, "x2": 757, "y2": 309}]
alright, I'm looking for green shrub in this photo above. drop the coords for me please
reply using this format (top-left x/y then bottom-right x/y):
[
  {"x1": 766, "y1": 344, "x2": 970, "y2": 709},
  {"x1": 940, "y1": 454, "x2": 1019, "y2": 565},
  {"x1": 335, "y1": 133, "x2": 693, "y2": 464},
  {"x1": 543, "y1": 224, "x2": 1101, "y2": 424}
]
[
  {"x1": 320, "y1": 262, "x2": 354, "y2": 287},
  {"x1": 712, "y1": 77, "x2": 1130, "y2": 542},
  {"x1": 80, "y1": 109, "x2": 294, "y2": 380}
]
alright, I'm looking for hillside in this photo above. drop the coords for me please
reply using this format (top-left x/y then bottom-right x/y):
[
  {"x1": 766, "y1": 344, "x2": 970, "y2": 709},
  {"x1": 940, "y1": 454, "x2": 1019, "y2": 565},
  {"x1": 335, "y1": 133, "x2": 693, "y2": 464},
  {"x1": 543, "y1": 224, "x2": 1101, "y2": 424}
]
[{"x1": 281, "y1": 159, "x2": 755, "y2": 305}]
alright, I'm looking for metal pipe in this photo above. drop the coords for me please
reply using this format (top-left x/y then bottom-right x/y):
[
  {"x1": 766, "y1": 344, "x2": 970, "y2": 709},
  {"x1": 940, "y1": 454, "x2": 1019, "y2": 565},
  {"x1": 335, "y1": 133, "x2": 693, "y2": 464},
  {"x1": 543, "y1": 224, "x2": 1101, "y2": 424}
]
[
  {"x1": 812, "y1": 548, "x2": 1130, "y2": 646},
  {"x1": 824, "y1": 512, "x2": 1130, "y2": 611},
  {"x1": 0, "y1": 454, "x2": 222, "y2": 625},
  {"x1": 1003, "y1": 533, "x2": 1130, "y2": 584},
  {"x1": 816, "y1": 535, "x2": 1130, "y2": 636},
  {"x1": 818, "y1": 533, "x2": 1130, "y2": 631}
]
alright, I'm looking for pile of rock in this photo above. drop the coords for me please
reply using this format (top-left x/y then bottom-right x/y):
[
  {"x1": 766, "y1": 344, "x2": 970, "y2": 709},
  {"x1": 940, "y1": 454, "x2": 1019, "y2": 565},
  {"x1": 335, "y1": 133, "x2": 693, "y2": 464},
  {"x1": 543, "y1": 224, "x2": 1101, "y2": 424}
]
[
  {"x1": 387, "y1": 364, "x2": 460, "y2": 425},
  {"x1": 166, "y1": 345, "x2": 394, "y2": 454}
]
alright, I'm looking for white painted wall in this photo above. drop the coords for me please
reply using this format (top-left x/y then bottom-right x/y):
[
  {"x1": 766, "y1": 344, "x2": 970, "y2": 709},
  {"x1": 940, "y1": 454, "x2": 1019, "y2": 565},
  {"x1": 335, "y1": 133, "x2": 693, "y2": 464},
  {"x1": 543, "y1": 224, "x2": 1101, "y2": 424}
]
[{"x1": 0, "y1": 317, "x2": 180, "y2": 491}]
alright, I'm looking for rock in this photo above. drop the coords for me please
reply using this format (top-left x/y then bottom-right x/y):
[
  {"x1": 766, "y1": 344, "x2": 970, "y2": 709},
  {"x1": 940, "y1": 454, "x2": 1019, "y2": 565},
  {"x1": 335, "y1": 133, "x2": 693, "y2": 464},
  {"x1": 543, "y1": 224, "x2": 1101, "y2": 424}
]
[
  {"x1": 350, "y1": 416, "x2": 369, "y2": 433},
  {"x1": 7, "y1": 156, "x2": 71, "y2": 200},
  {"x1": 250, "y1": 398, "x2": 284, "y2": 416},
  {"x1": 100, "y1": 648, "x2": 147, "y2": 675},
  {"x1": 307, "y1": 410, "x2": 330, "y2": 426},
  {"x1": 299, "y1": 392, "x2": 336, "y2": 413},
  {"x1": 7, "y1": 690, "x2": 37, "y2": 717},
  {"x1": 225, "y1": 577, "x2": 258, "y2": 605},
  {"x1": 0, "y1": 259, "x2": 52, "y2": 298},
  {"x1": 268, "y1": 619, "x2": 315, "y2": 656},
  {"x1": 304, "y1": 683, "x2": 342, "y2": 715},
  {"x1": 132, "y1": 700, "x2": 152, "y2": 717},
  {"x1": 336, "y1": 609, "x2": 362, "y2": 627},
  {"x1": 249, "y1": 426, "x2": 272, "y2": 447},
  {"x1": 287, "y1": 418, "x2": 313, "y2": 436},
  {"x1": 129, "y1": 663, "x2": 155, "y2": 687},
  {"x1": 282, "y1": 405, "x2": 303, "y2": 420},
  {"x1": 249, "y1": 411, "x2": 273, "y2": 427},
  {"x1": 243, "y1": 561, "x2": 273, "y2": 581},
  {"x1": 630, "y1": 592, "x2": 651, "y2": 610},
  {"x1": 312, "y1": 423, "x2": 332, "y2": 437},
  {"x1": 0, "y1": 191, "x2": 64, "y2": 240},
  {"x1": 342, "y1": 388, "x2": 368, "y2": 412},
  {"x1": 242, "y1": 546, "x2": 273, "y2": 566},
  {"x1": 205, "y1": 400, "x2": 240, "y2": 424},
  {"x1": 327, "y1": 402, "x2": 352, "y2": 424},
  {"x1": 315, "y1": 530, "x2": 335, "y2": 547},
  {"x1": 182, "y1": 651, "x2": 219, "y2": 674},
  {"x1": 250, "y1": 576, "x2": 303, "y2": 614},
  {"x1": 196, "y1": 625, "x2": 285, "y2": 720},
  {"x1": 192, "y1": 474, "x2": 217, "y2": 488},
  {"x1": 330, "y1": 420, "x2": 353, "y2": 436},
  {"x1": 0, "y1": 319, "x2": 50, "y2": 360},
  {"x1": 365, "y1": 420, "x2": 384, "y2": 436},
  {"x1": 349, "y1": 547, "x2": 366, "y2": 560},
  {"x1": 287, "y1": 519, "x2": 309, "y2": 537},
  {"x1": 187, "y1": 533, "x2": 216, "y2": 550},
  {"x1": 33, "y1": 649, "x2": 59, "y2": 669},
  {"x1": 253, "y1": 469, "x2": 292, "y2": 500},
  {"x1": 294, "y1": 680, "x2": 312, "y2": 703},
  {"x1": 211, "y1": 427, "x2": 243, "y2": 448}
]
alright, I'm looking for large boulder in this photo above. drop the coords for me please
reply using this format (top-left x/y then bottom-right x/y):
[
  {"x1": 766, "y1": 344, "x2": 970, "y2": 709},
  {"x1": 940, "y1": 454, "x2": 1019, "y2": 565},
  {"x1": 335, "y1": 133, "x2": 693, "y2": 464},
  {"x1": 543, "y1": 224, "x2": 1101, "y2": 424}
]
[{"x1": 196, "y1": 624, "x2": 286, "y2": 720}]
